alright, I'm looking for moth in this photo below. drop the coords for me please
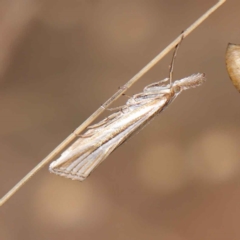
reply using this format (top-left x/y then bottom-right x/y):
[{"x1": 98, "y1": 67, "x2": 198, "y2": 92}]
[{"x1": 49, "y1": 42, "x2": 206, "y2": 181}]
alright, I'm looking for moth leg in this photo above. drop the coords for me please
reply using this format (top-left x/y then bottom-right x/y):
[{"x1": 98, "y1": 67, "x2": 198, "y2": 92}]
[
  {"x1": 118, "y1": 85, "x2": 127, "y2": 91},
  {"x1": 78, "y1": 132, "x2": 94, "y2": 138},
  {"x1": 87, "y1": 112, "x2": 123, "y2": 130},
  {"x1": 122, "y1": 93, "x2": 131, "y2": 99},
  {"x1": 100, "y1": 103, "x2": 125, "y2": 112},
  {"x1": 106, "y1": 105, "x2": 125, "y2": 111},
  {"x1": 143, "y1": 78, "x2": 170, "y2": 92},
  {"x1": 118, "y1": 85, "x2": 132, "y2": 98},
  {"x1": 74, "y1": 130, "x2": 95, "y2": 138},
  {"x1": 132, "y1": 91, "x2": 166, "y2": 101}
]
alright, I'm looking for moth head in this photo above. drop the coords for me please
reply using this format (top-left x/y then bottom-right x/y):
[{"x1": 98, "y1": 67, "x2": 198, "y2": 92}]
[{"x1": 173, "y1": 73, "x2": 206, "y2": 91}]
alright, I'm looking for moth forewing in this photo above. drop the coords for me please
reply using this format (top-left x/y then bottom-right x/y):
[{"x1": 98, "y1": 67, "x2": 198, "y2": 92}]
[
  {"x1": 49, "y1": 73, "x2": 206, "y2": 181},
  {"x1": 49, "y1": 95, "x2": 170, "y2": 181}
]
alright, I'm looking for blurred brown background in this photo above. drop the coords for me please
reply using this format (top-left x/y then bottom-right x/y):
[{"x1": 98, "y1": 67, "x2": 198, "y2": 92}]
[{"x1": 1, "y1": 0, "x2": 240, "y2": 239}]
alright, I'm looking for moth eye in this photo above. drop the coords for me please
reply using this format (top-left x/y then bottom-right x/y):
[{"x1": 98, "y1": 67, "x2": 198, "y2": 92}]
[{"x1": 173, "y1": 85, "x2": 181, "y2": 93}]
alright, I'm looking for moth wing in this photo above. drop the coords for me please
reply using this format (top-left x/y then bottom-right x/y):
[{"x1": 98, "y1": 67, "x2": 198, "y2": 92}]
[
  {"x1": 49, "y1": 105, "x2": 160, "y2": 181},
  {"x1": 49, "y1": 97, "x2": 169, "y2": 181}
]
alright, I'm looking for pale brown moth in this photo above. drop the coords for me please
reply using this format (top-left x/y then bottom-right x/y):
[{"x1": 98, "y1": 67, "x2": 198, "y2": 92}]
[
  {"x1": 49, "y1": 39, "x2": 206, "y2": 181},
  {"x1": 226, "y1": 43, "x2": 240, "y2": 92}
]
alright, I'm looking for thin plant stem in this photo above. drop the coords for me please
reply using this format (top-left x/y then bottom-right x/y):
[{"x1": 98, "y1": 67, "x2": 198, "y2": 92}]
[{"x1": 0, "y1": 0, "x2": 226, "y2": 207}]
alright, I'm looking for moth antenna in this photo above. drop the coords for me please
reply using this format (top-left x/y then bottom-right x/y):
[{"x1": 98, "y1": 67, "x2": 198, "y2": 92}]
[{"x1": 168, "y1": 32, "x2": 184, "y2": 87}]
